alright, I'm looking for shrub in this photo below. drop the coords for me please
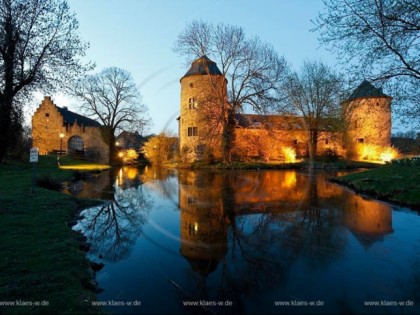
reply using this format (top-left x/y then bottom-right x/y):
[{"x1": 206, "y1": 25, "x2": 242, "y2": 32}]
[{"x1": 36, "y1": 175, "x2": 62, "y2": 191}]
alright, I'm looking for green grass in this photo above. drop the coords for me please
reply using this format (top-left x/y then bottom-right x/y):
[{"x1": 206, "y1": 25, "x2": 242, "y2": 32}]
[
  {"x1": 332, "y1": 159, "x2": 420, "y2": 208},
  {"x1": 0, "y1": 155, "x2": 105, "y2": 314}
]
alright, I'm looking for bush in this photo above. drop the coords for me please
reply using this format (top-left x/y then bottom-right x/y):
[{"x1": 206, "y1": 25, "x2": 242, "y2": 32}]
[
  {"x1": 320, "y1": 148, "x2": 339, "y2": 162},
  {"x1": 36, "y1": 175, "x2": 63, "y2": 191}
]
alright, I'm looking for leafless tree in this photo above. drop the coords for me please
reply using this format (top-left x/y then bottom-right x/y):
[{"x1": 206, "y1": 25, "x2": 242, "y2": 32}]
[
  {"x1": 313, "y1": 0, "x2": 420, "y2": 126},
  {"x1": 0, "y1": 0, "x2": 92, "y2": 162},
  {"x1": 283, "y1": 60, "x2": 344, "y2": 158},
  {"x1": 73, "y1": 67, "x2": 150, "y2": 164},
  {"x1": 79, "y1": 180, "x2": 151, "y2": 262},
  {"x1": 174, "y1": 21, "x2": 289, "y2": 163}
]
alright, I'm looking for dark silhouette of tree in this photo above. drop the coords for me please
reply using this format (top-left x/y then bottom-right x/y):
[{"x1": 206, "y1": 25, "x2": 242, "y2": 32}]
[
  {"x1": 313, "y1": 0, "x2": 420, "y2": 126},
  {"x1": 283, "y1": 60, "x2": 344, "y2": 158},
  {"x1": 0, "y1": 0, "x2": 91, "y2": 162},
  {"x1": 79, "y1": 177, "x2": 151, "y2": 262},
  {"x1": 174, "y1": 21, "x2": 289, "y2": 163},
  {"x1": 73, "y1": 67, "x2": 150, "y2": 164}
]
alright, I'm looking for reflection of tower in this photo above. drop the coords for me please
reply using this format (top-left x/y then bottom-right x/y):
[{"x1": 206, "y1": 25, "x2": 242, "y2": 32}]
[
  {"x1": 179, "y1": 55, "x2": 228, "y2": 162},
  {"x1": 343, "y1": 81, "x2": 392, "y2": 159},
  {"x1": 178, "y1": 171, "x2": 228, "y2": 276},
  {"x1": 344, "y1": 194, "x2": 393, "y2": 248}
]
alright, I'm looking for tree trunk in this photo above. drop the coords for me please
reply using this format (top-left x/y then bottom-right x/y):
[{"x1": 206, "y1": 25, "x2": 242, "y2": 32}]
[
  {"x1": 109, "y1": 134, "x2": 116, "y2": 165},
  {"x1": 309, "y1": 129, "x2": 318, "y2": 159},
  {"x1": 221, "y1": 110, "x2": 236, "y2": 164}
]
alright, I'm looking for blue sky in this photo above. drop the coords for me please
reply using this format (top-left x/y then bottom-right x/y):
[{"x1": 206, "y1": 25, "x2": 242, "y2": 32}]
[{"x1": 32, "y1": 0, "x2": 344, "y2": 134}]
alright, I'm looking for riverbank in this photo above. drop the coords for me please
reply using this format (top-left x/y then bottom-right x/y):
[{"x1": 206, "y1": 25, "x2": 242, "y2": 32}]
[
  {"x1": 331, "y1": 158, "x2": 420, "y2": 209},
  {"x1": 185, "y1": 159, "x2": 380, "y2": 170},
  {"x1": 0, "y1": 155, "x2": 107, "y2": 314}
]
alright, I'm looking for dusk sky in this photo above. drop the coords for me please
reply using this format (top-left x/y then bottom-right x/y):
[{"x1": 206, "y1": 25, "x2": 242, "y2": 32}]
[{"x1": 31, "y1": 0, "x2": 350, "y2": 134}]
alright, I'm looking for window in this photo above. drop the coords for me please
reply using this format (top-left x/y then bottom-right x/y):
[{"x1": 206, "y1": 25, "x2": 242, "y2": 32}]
[
  {"x1": 357, "y1": 138, "x2": 364, "y2": 143},
  {"x1": 45, "y1": 113, "x2": 49, "y2": 117},
  {"x1": 187, "y1": 196, "x2": 195, "y2": 204},
  {"x1": 188, "y1": 98, "x2": 197, "y2": 109},
  {"x1": 293, "y1": 139, "x2": 298, "y2": 145},
  {"x1": 68, "y1": 136, "x2": 84, "y2": 151},
  {"x1": 196, "y1": 144, "x2": 205, "y2": 155},
  {"x1": 325, "y1": 139, "x2": 329, "y2": 145},
  {"x1": 189, "y1": 82, "x2": 194, "y2": 88},
  {"x1": 188, "y1": 127, "x2": 198, "y2": 137}
]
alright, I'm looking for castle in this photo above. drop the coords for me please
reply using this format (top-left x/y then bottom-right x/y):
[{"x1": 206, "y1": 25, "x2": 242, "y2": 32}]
[
  {"x1": 178, "y1": 56, "x2": 392, "y2": 162},
  {"x1": 32, "y1": 96, "x2": 109, "y2": 163}
]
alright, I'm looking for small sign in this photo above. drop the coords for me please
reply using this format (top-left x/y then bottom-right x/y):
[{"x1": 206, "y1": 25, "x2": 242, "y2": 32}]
[{"x1": 29, "y1": 147, "x2": 39, "y2": 163}]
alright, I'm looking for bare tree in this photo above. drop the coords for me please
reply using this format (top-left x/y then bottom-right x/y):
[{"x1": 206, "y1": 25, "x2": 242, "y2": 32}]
[
  {"x1": 73, "y1": 67, "x2": 150, "y2": 164},
  {"x1": 283, "y1": 60, "x2": 343, "y2": 158},
  {"x1": 0, "y1": 0, "x2": 92, "y2": 162},
  {"x1": 313, "y1": 0, "x2": 420, "y2": 126},
  {"x1": 174, "y1": 21, "x2": 289, "y2": 163}
]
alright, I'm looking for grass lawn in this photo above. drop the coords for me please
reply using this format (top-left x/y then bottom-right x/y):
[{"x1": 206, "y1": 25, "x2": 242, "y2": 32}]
[
  {"x1": 0, "y1": 155, "x2": 107, "y2": 314},
  {"x1": 332, "y1": 158, "x2": 420, "y2": 208}
]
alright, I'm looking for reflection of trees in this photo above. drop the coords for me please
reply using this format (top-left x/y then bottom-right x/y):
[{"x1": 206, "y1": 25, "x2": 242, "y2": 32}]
[
  {"x1": 141, "y1": 166, "x2": 179, "y2": 202},
  {"x1": 78, "y1": 169, "x2": 152, "y2": 262}
]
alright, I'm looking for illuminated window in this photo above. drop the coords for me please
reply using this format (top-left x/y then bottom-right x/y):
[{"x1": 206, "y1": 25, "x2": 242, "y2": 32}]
[
  {"x1": 188, "y1": 98, "x2": 197, "y2": 109},
  {"x1": 187, "y1": 127, "x2": 198, "y2": 137},
  {"x1": 188, "y1": 223, "x2": 197, "y2": 236}
]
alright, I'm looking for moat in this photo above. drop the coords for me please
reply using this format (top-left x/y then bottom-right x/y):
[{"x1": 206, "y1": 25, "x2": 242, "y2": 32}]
[{"x1": 72, "y1": 167, "x2": 420, "y2": 314}]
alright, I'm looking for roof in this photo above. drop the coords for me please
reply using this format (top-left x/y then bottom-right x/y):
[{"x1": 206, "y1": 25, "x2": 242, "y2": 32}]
[
  {"x1": 234, "y1": 114, "x2": 342, "y2": 131},
  {"x1": 181, "y1": 55, "x2": 223, "y2": 80},
  {"x1": 346, "y1": 80, "x2": 390, "y2": 102},
  {"x1": 57, "y1": 106, "x2": 102, "y2": 127}
]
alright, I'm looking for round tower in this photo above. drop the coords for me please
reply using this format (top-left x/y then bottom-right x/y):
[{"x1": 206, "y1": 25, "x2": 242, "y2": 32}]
[
  {"x1": 343, "y1": 80, "x2": 392, "y2": 159},
  {"x1": 179, "y1": 55, "x2": 227, "y2": 162}
]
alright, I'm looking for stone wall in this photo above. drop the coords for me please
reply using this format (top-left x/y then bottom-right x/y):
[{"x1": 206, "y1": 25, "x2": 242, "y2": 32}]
[
  {"x1": 179, "y1": 75, "x2": 227, "y2": 161},
  {"x1": 32, "y1": 96, "x2": 109, "y2": 164},
  {"x1": 344, "y1": 96, "x2": 392, "y2": 158}
]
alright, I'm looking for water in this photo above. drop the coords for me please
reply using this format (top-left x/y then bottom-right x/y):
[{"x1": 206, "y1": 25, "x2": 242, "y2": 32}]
[{"x1": 72, "y1": 166, "x2": 420, "y2": 314}]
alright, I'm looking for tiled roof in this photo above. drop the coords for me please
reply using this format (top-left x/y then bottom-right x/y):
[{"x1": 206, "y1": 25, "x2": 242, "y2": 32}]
[
  {"x1": 182, "y1": 55, "x2": 223, "y2": 79},
  {"x1": 346, "y1": 80, "x2": 390, "y2": 102},
  {"x1": 235, "y1": 114, "x2": 342, "y2": 131},
  {"x1": 57, "y1": 106, "x2": 102, "y2": 127}
]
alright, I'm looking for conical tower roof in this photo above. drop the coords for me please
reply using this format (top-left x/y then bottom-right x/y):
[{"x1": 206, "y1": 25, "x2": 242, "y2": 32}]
[
  {"x1": 346, "y1": 80, "x2": 390, "y2": 102},
  {"x1": 181, "y1": 55, "x2": 223, "y2": 80}
]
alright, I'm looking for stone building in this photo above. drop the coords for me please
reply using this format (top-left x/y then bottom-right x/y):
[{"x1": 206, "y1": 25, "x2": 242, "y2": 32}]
[
  {"x1": 342, "y1": 80, "x2": 392, "y2": 159},
  {"x1": 32, "y1": 96, "x2": 109, "y2": 163},
  {"x1": 178, "y1": 56, "x2": 392, "y2": 162}
]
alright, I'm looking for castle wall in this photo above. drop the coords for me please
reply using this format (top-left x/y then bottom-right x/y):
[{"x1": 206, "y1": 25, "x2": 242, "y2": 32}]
[
  {"x1": 179, "y1": 75, "x2": 227, "y2": 161},
  {"x1": 345, "y1": 97, "x2": 392, "y2": 159},
  {"x1": 32, "y1": 96, "x2": 109, "y2": 164},
  {"x1": 32, "y1": 97, "x2": 66, "y2": 155}
]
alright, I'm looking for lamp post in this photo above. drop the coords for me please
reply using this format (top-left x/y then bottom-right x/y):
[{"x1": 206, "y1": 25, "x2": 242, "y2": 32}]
[{"x1": 59, "y1": 133, "x2": 64, "y2": 155}]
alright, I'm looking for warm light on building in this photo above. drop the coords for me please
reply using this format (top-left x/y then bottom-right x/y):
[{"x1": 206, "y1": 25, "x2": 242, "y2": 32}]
[
  {"x1": 356, "y1": 143, "x2": 399, "y2": 163},
  {"x1": 282, "y1": 146, "x2": 297, "y2": 163}
]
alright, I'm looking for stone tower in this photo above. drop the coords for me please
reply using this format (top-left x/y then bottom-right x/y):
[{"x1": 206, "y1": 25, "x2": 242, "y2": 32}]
[
  {"x1": 343, "y1": 81, "x2": 392, "y2": 159},
  {"x1": 179, "y1": 55, "x2": 227, "y2": 162}
]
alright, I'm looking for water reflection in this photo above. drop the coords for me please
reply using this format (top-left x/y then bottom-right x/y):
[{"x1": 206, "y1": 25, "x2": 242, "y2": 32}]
[
  {"x1": 73, "y1": 167, "x2": 420, "y2": 314},
  {"x1": 175, "y1": 169, "x2": 397, "y2": 312},
  {"x1": 74, "y1": 167, "x2": 151, "y2": 262}
]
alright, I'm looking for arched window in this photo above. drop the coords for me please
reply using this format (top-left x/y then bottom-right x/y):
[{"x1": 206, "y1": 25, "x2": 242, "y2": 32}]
[{"x1": 68, "y1": 136, "x2": 84, "y2": 152}]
